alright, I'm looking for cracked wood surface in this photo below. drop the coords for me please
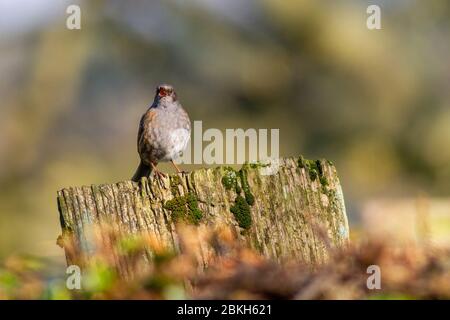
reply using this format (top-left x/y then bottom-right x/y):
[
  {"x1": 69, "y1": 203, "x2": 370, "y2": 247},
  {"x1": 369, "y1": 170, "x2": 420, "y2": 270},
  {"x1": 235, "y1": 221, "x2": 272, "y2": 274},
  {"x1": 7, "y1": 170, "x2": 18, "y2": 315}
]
[{"x1": 57, "y1": 157, "x2": 349, "y2": 270}]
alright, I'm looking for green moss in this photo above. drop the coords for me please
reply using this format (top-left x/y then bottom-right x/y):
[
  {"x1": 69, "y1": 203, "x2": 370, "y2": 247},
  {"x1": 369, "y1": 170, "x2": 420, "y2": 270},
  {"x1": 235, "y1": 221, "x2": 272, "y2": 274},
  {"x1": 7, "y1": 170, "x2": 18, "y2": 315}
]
[
  {"x1": 170, "y1": 175, "x2": 182, "y2": 195},
  {"x1": 298, "y1": 156, "x2": 319, "y2": 173},
  {"x1": 248, "y1": 161, "x2": 269, "y2": 169},
  {"x1": 163, "y1": 196, "x2": 188, "y2": 221},
  {"x1": 315, "y1": 160, "x2": 323, "y2": 176},
  {"x1": 320, "y1": 175, "x2": 329, "y2": 188},
  {"x1": 230, "y1": 195, "x2": 252, "y2": 230},
  {"x1": 163, "y1": 192, "x2": 203, "y2": 225},
  {"x1": 185, "y1": 192, "x2": 203, "y2": 225},
  {"x1": 165, "y1": 175, "x2": 203, "y2": 225},
  {"x1": 221, "y1": 168, "x2": 238, "y2": 191},
  {"x1": 309, "y1": 169, "x2": 318, "y2": 181},
  {"x1": 221, "y1": 165, "x2": 256, "y2": 229},
  {"x1": 238, "y1": 169, "x2": 255, "y2": 206},
  {"x1": 298, "y1": 155, "x2": 306, "y2": 168},
  {"x1": 298, "y1": 156, "x2": 330, "y2": 188}
]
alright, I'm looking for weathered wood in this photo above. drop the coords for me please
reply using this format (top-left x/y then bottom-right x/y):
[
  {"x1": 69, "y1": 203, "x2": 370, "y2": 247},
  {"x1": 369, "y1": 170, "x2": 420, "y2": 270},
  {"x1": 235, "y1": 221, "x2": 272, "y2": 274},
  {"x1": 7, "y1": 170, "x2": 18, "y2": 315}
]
[{"x1": 57, "y1": 156, "x2": 349, "y2": 271}]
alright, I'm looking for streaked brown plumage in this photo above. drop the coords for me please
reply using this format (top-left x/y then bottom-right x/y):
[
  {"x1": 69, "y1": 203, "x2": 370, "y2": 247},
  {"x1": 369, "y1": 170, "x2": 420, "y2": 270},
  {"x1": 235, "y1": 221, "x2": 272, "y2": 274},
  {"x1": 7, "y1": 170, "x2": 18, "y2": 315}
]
[{"x1": 132, "y1": 84, "x2": 191, "y2": 181}]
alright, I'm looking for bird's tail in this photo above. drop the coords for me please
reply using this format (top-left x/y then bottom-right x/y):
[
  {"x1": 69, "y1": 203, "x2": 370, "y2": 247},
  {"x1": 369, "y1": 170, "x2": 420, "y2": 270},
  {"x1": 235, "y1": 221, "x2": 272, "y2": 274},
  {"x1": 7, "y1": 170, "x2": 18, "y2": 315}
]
[{"x1": 132, "y1": 161, "x2": 152, "y2": 182}]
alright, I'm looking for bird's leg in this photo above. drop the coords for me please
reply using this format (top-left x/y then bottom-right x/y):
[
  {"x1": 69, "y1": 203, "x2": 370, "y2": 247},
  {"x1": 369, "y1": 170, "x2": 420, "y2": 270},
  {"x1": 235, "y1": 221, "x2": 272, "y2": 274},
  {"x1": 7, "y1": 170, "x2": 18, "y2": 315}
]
[
  {"x1": 171, "y1": 160, "x2": 186, "y2": 174},
  {"x1": 171, "y1": 160, "x2": 182, "y2": 174},
  {"x1": 151, "y1": 162, "x2": 166, "y2": 179}
]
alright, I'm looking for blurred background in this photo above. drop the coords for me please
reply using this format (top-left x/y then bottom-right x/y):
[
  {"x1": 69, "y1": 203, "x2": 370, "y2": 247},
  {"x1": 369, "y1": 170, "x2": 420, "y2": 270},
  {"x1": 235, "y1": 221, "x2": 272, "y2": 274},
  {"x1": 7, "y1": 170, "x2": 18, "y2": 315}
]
[{"x1": 1, "y1": 0, "x2": 450, "y2": 261}]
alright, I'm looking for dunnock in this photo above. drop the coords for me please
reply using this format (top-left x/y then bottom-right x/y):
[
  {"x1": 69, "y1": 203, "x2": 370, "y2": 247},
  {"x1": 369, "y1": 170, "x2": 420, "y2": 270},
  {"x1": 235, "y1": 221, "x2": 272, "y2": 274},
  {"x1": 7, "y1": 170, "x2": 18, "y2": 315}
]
[{"x1": 132, "y1": 84, "x2": 191, "y2": 181}]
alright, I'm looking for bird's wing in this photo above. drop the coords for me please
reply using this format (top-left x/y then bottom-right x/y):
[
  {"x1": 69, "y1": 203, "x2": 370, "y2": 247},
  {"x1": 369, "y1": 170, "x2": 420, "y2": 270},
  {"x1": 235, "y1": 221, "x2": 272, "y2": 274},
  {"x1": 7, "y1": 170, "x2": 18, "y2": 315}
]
[
  {"x1": 137, "y1": 109, "x2": 158, "y2": 157},
  {"x1": 179, "y1": 106, "x2": 191, "y2": 131}
]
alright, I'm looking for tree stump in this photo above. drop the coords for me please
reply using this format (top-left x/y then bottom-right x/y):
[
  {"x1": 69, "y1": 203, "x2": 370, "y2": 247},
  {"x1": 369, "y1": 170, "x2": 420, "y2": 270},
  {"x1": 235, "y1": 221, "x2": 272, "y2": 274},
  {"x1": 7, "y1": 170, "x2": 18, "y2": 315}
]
[{"x1": 57, "y1": 156, "x2": 349, "y2": 272}]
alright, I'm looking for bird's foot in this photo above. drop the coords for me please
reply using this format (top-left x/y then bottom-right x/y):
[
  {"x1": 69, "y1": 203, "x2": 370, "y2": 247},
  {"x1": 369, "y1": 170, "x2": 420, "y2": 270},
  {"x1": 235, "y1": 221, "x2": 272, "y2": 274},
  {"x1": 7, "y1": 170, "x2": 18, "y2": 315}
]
[
  {"x1": 150, "y1": 162, "x2": 167, "y2": 180},
  {"x1": 153, "y1": 169, "x2": 167, "y2": 180},
  {"x1": 171, "y1": 160, "x2": 188, "y2": 175}
]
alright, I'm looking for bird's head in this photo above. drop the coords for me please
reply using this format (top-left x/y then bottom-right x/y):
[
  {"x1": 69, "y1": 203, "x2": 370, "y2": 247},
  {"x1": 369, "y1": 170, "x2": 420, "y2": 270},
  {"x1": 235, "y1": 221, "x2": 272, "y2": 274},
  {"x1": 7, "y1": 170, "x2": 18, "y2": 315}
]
[{"x1": 154, "y1": 84, "x2": 177, "y2": 103}]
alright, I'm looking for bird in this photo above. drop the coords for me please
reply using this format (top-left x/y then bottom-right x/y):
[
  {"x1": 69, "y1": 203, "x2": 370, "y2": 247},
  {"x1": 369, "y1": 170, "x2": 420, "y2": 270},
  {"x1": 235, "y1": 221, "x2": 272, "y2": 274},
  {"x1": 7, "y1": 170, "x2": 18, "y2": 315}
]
[{"x1": 132, "y1": 84, "x2": 191, "y2": 182}]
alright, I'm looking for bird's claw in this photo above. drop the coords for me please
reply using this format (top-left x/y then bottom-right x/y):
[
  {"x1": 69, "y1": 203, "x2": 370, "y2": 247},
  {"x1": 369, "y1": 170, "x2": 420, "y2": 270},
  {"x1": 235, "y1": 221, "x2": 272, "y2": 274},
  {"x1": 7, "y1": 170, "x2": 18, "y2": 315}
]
[{"x1": 153, "y1": 170, "x2": 167, "y2": 180}]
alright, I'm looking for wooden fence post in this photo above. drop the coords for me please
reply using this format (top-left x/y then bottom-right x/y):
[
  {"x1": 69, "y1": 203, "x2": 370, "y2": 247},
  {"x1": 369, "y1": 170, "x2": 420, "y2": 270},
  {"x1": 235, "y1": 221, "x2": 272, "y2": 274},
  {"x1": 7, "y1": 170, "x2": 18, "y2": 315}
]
[{"x1": 57, "y1": 156, "x2": 349, "y2": 272}]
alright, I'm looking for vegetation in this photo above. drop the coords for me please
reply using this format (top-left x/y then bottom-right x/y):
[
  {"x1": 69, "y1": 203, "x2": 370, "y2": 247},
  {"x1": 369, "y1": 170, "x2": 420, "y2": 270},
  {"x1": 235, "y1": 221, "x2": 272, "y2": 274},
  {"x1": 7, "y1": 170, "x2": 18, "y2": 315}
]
[
  {"x1": 165, "y1": 176, "x2": 203, "y2": 224},
  {"x1": 221, "y1": 166, "x2": 255, "y2": 230},
  {"x1": 163, "y1": 192, "x2": 203, "y2": 225},
  {"x1": 1, "y1": 1, "x2": 450, "y2": 259},
  {"x1": 0, "y1": 0, "x2": 449, "y2": 301},
  {"x1": 230, "y1": 195, "x2": 252, "y2": 230},
  {"x1": 1, "y1": 225, "x2": 449, "y2": 300}
]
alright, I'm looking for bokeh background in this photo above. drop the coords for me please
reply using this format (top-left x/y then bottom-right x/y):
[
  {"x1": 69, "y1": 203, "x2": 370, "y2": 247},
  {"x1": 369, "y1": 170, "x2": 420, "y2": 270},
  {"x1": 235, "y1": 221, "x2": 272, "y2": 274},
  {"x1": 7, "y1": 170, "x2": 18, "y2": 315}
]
[{"x1": 1, "y1": 0, "x2": 450, "y2": 260}]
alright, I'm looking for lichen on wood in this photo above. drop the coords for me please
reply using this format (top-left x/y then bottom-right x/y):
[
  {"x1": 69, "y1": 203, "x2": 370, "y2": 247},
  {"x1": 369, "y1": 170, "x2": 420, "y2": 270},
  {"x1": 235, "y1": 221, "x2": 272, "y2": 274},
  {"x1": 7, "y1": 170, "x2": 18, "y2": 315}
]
[{"x1": 57, "y1": 156, "x2": 349, "y2": 270}]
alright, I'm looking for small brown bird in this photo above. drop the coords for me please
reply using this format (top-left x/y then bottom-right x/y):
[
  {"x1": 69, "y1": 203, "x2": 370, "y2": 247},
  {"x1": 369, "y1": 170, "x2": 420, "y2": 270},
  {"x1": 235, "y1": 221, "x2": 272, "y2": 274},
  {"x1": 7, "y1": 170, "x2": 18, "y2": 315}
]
[{"x1": 132, "y1": 84, "x2": 191, "y2": 181}]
